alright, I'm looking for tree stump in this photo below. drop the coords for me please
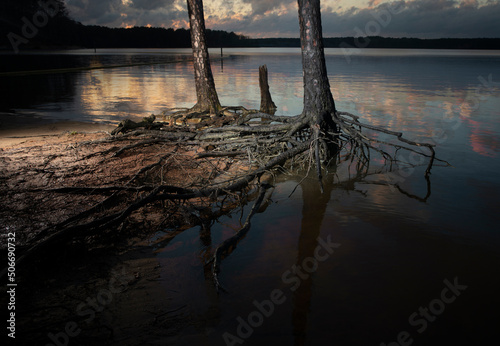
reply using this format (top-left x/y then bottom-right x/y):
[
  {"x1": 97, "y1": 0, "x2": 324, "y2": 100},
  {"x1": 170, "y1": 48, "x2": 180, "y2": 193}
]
[{"x1": 259, "y1": 65, "x2": 277, "y2": 115}]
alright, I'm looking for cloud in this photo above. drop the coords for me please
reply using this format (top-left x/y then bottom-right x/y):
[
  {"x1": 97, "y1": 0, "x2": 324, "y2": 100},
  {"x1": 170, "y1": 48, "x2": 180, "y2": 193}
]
[
  {"x1": 66, "y1": 0, "x2": 180, "y2": 27},
  {"x1": 241, "y1": 0, "x2": 290, "y2": 16},
  {"x1": 368, "y1": 0, "x2": 384, "y2": 7},
  {"x1": 65, "y1": 0, "x2": 500, "y2": 38},
  {"x1": 210, "y1": 0, "x2": 500, "y2": 38},
  {"x1": 130, "y1": 0, "x2": 175, "y2": 11},
  {"x1": 317, "y1": 0, "x2": 500, "y2": 38},
  {"x1": 66, "y1": 0, "x2": 121, "y2": 24}
]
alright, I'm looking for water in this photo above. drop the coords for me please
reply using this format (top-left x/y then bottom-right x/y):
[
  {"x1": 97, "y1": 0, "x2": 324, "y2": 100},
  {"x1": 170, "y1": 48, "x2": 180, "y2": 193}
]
[{"x1": 2, "y1": 48, "x2": 500, "y2": 345}]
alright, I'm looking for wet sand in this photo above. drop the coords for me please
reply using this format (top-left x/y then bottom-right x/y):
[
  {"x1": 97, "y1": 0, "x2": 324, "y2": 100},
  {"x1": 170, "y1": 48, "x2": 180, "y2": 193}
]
[
  {"x1": 0, "y1": 112, "x2": 115, "y2": 147},
  {"x1": 0, "y1": 113, "x2": 250, "y2": 345}
]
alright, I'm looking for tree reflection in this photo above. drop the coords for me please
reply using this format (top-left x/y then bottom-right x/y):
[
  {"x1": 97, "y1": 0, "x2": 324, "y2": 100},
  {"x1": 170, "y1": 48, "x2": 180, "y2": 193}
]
[
  {"x1": 291, "y1": 173, "x2": 335, "y2": 345},
  {"x1": 289, "y1": 164, "x2": 431, "y2": 345}
]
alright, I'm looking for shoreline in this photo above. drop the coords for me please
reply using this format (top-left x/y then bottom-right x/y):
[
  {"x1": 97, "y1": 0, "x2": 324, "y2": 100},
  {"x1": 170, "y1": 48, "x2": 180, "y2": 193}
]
[{"x1": 0, "y1": 113, "x2": 115, "y2": 147}]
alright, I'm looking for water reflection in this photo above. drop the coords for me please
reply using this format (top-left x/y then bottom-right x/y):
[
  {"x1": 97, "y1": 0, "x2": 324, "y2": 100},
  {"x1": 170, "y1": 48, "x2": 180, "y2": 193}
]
[
  {"x1": 0, "y1": 51, "x2": 194, "y2": 123},
  {"x1": 3, "y1": 48, "x2": 500, "y2": 345},
  {"x1": 147, "y1": 158, "x2": 499, "y2": 345},
  {"x1": 292, "y1": 174, "x2": 334, "y2": 346},
  {"x1": 0, "y1": 73, "x2": 77, "y2": 112},
  {"x1": 2, "y1": 50, "x2": 499, "y2": 159}
]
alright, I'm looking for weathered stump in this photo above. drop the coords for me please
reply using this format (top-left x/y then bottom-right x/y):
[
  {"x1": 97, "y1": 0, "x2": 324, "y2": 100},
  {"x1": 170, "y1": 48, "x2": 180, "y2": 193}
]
[{"x1": 259, "y1": 65, "x2": 277, "y2": 114}]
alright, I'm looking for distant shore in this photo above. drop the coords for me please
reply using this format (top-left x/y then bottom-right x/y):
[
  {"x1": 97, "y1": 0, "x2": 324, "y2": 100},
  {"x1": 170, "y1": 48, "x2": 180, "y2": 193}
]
[{"x1": 1, "y1": 36, "x2": 499, "y2": 53}]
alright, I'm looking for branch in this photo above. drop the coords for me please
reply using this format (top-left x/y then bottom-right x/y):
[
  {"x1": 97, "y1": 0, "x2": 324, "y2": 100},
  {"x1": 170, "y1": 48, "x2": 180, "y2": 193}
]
[{"x1": 211, "y1": 184, "x2": 271, "y2": 293}]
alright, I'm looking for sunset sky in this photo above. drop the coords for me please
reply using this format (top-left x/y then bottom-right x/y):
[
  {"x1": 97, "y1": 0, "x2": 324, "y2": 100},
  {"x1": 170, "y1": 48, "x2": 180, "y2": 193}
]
[{"x1": 65, "y1": 0, "x2": 500, "y2": 38}]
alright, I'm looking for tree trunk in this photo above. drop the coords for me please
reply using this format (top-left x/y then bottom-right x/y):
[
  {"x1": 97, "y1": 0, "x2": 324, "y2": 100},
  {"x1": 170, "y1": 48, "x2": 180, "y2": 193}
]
[
  {"x1": 297, "y1": 0, "x2": 338, "y2": 164},
  {"x1": 187, "y1": 0, "x2": 221, "y2": 115},
  {"x1": 259, "y1": 65, "x2": 277, "y2": 114},
  {"x1": 297, "y1": 0, "x2": 337, "y2": 129}
]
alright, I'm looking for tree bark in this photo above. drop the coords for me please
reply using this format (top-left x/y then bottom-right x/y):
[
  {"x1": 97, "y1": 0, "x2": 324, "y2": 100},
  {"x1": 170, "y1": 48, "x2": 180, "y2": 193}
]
[
  {"x1": 297, "y1": 0, "x2": 338, "y2": 165},
  {"x1": 297, "y1": 0, "x2": 337, "y2": 130},
  {"x1": 187, "y1": 0, "x2": 221, "y2": 115},
  {"x1": 259, "y1": 65, "x2": 277, "y2": 114}
]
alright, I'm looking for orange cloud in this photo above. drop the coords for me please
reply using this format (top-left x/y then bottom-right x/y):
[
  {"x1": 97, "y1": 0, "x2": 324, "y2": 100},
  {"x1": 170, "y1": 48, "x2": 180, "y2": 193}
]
[
  {"x1": 171, "y1": 19, "x2": 189, "y2": 30},
  {"x1": 368, "y1": 0, "x2": 383, "y2": 8}
]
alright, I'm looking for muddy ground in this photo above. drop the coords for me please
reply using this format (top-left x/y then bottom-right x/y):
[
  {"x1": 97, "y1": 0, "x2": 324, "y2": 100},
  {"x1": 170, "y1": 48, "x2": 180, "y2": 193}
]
[{"x1": 0, "y1": 121, "x2": 249, "y2": 345}]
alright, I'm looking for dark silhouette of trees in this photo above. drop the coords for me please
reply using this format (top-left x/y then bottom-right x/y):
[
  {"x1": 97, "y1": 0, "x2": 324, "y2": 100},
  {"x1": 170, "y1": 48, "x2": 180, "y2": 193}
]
[
  {"x1": 0, "y1": 0, "x2": 73, "y2": 51},
  {"x1": 0, "y1": 1, "x2": 247, "y2": 51}
]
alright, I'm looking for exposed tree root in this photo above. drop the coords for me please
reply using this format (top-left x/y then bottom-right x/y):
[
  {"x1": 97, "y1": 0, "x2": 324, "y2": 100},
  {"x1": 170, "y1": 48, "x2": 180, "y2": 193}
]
[
  {"x1": 211, "y1": 184, "x2": 272, "y2": 293},
  {"x1": 1, "y1": 104, "x2": 450, "y2": 292}
]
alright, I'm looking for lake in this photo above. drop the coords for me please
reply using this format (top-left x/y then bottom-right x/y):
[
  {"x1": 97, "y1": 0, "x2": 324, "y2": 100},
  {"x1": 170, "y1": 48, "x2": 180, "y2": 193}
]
[{"x1": 2, "y1": 48, "x2": 500, "y2": 345}]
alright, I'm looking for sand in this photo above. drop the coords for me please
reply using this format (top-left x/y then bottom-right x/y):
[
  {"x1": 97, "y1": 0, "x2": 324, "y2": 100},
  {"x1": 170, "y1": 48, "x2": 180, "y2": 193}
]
[
  {"x1": 0, "y1": 114, "x2": 247, "y2": 345},
  {"x1": 0, "y1": 112, "x2": 116, "y2": 147}
]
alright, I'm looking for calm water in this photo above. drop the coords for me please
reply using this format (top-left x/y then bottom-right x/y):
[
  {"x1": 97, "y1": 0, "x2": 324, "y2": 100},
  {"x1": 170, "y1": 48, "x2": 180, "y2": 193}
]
[{"x1": 2, "y1": 48, "x2": 500, "y2": 345}]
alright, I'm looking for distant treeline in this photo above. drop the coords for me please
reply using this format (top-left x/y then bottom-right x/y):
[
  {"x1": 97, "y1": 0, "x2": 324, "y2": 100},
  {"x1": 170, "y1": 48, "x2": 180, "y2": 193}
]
[
  {"x1": 1, "y1": 0, "x2": 499, "y2": 51},
  {"x1": 247, "y1": 37, "x2": 500, "y2": 50},
  {"x1": 44, "y1": 24, "x2": 249, "y2": 49},
  {"x1": 0, "y1": 0, "x2": 247, "y2": 50}
]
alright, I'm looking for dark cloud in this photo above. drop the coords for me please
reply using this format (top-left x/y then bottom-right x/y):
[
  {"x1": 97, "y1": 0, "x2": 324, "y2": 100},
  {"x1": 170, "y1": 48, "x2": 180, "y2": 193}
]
[
  {"x1": 241, "y1": 0, "x2": 289, "y2": 16},
  {"x1": 66, "y1": 0, "x2": 178, "y2": 27},
  {"x1": 211, "y1": 0, "x2": 500, "y2": 38},
  {"x1": 65, "y1": 0, "x2": 500, "y2": 38},
  {"x1": 130, "y1": 0, "x2": 175, "y2": 11},
  {"x1": 66, "y1": 0, "x2": 123, "y2": 24},
  {"x1": 319, "y1": 0, "x2": 500, "y2": 38},
  {"x1": 95, "y1": 12, "x2": 122, "y2": 25}
]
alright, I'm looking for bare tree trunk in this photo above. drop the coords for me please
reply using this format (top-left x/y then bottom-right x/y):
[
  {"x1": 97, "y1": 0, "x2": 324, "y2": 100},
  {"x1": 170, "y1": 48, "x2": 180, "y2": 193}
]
[
  {"x1": 187, "y1": 0, "x2": 221, "y2": 115},
  {"x1": 298, "y1": 0, "x2": 337, "y2": 130},
  {"x1": 259, "y1": 65, "x2": 277, "y2": 114},
  {"x1": 297, "y1": 0, "x2": 338, "y2": 165}
]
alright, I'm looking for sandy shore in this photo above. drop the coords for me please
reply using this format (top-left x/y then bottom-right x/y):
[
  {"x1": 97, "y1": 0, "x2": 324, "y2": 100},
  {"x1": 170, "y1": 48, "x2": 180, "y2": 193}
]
[
  {"x1": 0, "y1": 114, "x2": 237, "y2": 345},
  {"x1": 0, "y1": 112, "x2": 116, "y2": 147}
]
